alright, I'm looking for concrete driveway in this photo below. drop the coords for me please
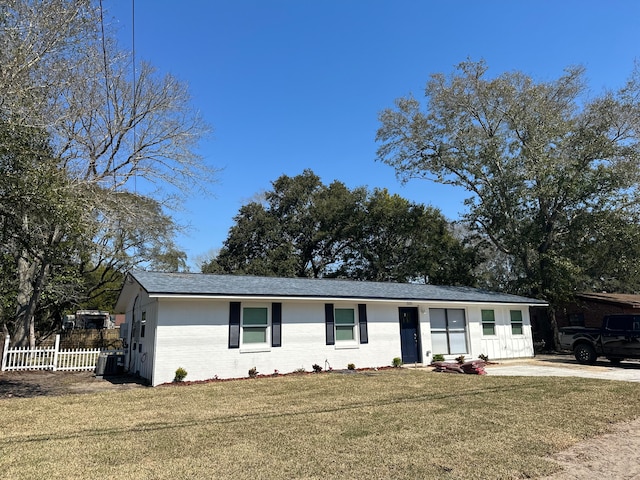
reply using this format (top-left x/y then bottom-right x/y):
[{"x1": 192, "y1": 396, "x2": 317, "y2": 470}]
[{"x1": 485, "y1": 354, "x2": 640, "y2": 382}]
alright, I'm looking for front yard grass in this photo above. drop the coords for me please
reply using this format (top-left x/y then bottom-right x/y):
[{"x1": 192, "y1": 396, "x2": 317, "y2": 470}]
[{"x1": 2, "y1": 369, "x2": 640, "y2": 479}]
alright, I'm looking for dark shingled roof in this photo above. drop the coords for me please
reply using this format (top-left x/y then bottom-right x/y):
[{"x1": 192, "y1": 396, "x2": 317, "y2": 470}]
[
  {"x1": 129, "y1": 271, "x2": 547, "y2": 305},
  {"x1": 577, "y1": 292, "x2": 640, "y2": 308}
]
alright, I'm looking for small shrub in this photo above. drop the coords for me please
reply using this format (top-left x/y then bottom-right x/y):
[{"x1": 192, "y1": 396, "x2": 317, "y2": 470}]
[
  {"x1": 478, "y1": 353, "x2": 489, "y2": 362},
  {"x1": 392, "y1": 357, "x2": 403, "y2": 367},
  {"x1": 294, "y1": 367, "x2": 306, "y2": 374},
  {"x1": 432, "y1": 354, "x2": 445, "y2": 362},
  {"x1": 248, "y1": 367, "x2": 258, "y2": 378},
  {"x1": 272, "y1": 369, "x2": 279, "y2": 376},
  {"x1": 347, "y1": 363, "x2": 356, "y2": 370},
  {"x1": 174, "y1": 367, "x2": 187, "y2": 382},
  {"x1": 312, "y1": 364, "x2": 323, "y2": 373},
  {"x1": 455, "y1": 355, "x2": 466, "y2": 364}
]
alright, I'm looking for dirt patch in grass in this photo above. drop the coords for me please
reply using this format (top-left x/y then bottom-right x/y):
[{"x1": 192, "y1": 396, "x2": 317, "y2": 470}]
[
  {"x1": 0, "y1": 370, "x2": 145, "y2": 398},
  {"x1": 540, "y1": 416, "x2": 640, "y2": 479}
]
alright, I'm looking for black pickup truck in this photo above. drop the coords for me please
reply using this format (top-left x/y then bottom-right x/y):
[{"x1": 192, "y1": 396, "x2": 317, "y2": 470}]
[{"x1": 559, "y1": 314, "x2": 640, "y2": 365}]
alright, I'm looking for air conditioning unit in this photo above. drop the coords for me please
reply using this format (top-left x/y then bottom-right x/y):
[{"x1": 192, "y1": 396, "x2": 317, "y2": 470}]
[{"x1": 95, "y1": 351, "x2": 125, "y2": 377}]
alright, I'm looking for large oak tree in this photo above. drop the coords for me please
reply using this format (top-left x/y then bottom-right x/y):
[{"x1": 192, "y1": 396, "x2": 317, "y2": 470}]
[
  {"x1": 203, "y1": 170, "x2": 478, "y2": 283},
  {"x1": 376, "y1": 59, "x2": 640, "y2": 341}
]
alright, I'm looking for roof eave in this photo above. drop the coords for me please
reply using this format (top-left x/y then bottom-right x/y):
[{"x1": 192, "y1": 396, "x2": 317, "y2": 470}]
[{"x1": 147, "y1": 292, "x2": 548, "y2": 306}]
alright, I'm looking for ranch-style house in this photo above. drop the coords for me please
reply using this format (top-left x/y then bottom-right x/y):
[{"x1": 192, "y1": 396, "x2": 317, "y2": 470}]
[{"x1": 115, "y1": 271, "x2": 546, "y2": 386}]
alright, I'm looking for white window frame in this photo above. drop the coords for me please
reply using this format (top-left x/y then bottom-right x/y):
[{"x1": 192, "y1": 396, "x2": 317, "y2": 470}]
[
  {"x1": 510, "y1": 310, "x2": 524, "y2": 336},
  {"x1": 334, "y1": 306, "x2": 358, "y2": 348},
  {"x1": 241, "y1": 304, "x2": 271, "y2": 351},
  {"x1": 429, "y1": 308, "x2": 468, "y2": 355},
  {"x1": 481, "y1": 309, "x2": 496, "y2": 336}
]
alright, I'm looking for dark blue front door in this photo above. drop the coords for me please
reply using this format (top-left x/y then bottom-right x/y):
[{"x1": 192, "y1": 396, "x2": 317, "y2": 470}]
[{"x1": 399, "y1": 307, "x2": 421, "y2": 364}]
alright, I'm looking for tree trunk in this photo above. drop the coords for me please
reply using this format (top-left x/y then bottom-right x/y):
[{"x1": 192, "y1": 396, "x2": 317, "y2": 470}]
[
  {"x1": 548, "y1": 306, "x2": 561, "y2": 351},
  {"x1": 13, "y1": 254, "x2": 36, "y2": 348},
  {"x1": 13, "y1": 253, "x2": 51, "y2": 348},
  {"x1": 1, "y1": 323, "x2": 8, "y2": 362}
]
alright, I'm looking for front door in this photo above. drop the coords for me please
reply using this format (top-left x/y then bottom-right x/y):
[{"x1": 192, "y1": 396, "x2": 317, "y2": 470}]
[{"x1": 399, "y1": 307, "x2": 421, "y2": 364}]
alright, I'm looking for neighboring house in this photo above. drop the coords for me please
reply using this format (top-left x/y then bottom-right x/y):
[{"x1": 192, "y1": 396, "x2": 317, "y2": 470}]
[
  {"x1": 115, "y1": 271, "x2": 547, "y2": 386},
  {"x1": 112, "y1": 314, "x2": 126, "y2": 327},
  {"x1": 558, "y1": 293, "x2": 640, "y2": 329}
]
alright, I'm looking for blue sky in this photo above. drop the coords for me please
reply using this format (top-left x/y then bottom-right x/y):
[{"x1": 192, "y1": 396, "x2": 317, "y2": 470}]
[{"x1": 107, "y1": 0, "x2": 640, "y2": 268}]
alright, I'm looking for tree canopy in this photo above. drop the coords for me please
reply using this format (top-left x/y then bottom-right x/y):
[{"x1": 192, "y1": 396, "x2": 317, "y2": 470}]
[
  {"x1": 0, "y1": 122, "x2": 87, "y2": 342},
  {"x1": 377, "y1": 59, "x2": 640, "y2": 309},
  {"x1": 0, "y1": 1, "x2": 213, "y2": 345},
  {"x1": 203, "y1": 170, "x2": 478, "y2": 284}
]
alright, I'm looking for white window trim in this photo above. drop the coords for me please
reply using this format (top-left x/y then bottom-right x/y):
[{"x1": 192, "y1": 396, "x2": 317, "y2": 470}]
[
  {"x1": 240, "y1": 303, "x2": 271, "y2": 352},
  {"x1": 334, "y1": 305, "x2": 359, "y2": 348},
  {"x1": 481, "y1": 309, "x2": 496, "y2": 337},
  {"x1": 429, "y1": 307, "x2": 469, "y2": 355},
  {"x1": 510, "y1": 310, "x2": 524, "y2": 336}
]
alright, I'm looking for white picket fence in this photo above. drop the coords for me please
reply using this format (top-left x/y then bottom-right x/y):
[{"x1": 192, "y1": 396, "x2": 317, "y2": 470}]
[{"x1": 1, "y1": 334, "x2": 123, "y2": 372}]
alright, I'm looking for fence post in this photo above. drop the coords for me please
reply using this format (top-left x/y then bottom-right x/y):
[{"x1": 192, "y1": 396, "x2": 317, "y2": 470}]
[
  {"x1": 1, "y1": 335, "x2": 9, "y2": 371},
  {"x1": 52, "y1": 334, "x2": 60, "y2": 371}
]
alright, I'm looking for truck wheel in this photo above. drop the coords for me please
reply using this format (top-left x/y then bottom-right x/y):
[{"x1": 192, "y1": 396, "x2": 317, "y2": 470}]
[{"x1": 574, "y1": 344, "x2": 596, "y2": 365}]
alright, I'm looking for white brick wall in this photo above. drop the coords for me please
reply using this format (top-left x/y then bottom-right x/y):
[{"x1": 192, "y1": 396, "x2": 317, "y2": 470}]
[
  {"x1": 151, "y1": 299, "x2": 403, "y2": 386},
  {"x1": 138, "y1": 298, "x2": 534, "y2": 386},
  {"x1": 122, "y1": 288, "x2": 156, "y2": 382}
]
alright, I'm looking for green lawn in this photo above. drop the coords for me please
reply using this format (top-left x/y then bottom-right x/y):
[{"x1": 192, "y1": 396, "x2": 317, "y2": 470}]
[{"x1": 2, "y1": 369, "x2": 640, "y2": 479}]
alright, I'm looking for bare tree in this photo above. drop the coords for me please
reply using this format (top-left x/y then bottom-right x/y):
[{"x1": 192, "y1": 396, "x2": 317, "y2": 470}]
[{"x1": 1, "y1": 1, "x2": 215, "y2": 346}]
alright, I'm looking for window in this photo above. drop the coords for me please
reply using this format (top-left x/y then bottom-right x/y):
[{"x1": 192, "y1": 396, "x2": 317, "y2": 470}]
[
  {"x1": 325, "y1": 304, "x2": 368, "y2": 345},
  {"x1": 335, "y1": 308, "x2": 356, "y2": 341},
  {"x1": 430, "y1": 308, "x2": 468, "y2": 355},
  {"x1": 606, "y1": 315, "x2": 633, "y2": 331},
  {"x1": 229, "y1": 302, "x2": 281, "y2": 349},
  {"x1": 141, "y1": 311, "x2": 146, "y2": 338},
  {"x1": 242, "y1": 307, "x2": 269, "y2": 344},
  {"x1": 510, "y1": 310, "x2": 523, "y2": 335},
  {"x1": 568, "y1": 313, "x2": 585, "y2": 327},
  {"x1": 481, "y1": 310, "x2": 495, "y2": 336}
]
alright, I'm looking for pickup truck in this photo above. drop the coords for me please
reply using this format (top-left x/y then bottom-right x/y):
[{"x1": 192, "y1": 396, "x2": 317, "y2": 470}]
[{"x1": 559, "y1": 314, "x2": 640, "y2": 365}]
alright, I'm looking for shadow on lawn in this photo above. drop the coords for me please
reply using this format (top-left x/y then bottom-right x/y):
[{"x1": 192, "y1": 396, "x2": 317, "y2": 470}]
[
  {"x1": 0, "y1": 378, "x2": 49, "y2": 398},
  {"x1": 101, "y1": 374, "x2": 149, "y2": 386}
]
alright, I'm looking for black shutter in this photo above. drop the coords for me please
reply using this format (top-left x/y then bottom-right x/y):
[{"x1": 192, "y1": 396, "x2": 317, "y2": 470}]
[
  {"x1": 358, "y1": 303, "x2": 368, "y2": 344},
  {"x1": 272, "y1": 302, "x2": 282, "y2": 347},
  {"x1": 325, "y1": 303, "x2": 335, "y2": 345},
  {"x1": 229, "y1": 302, "x2": 241, "y2": 348}
]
